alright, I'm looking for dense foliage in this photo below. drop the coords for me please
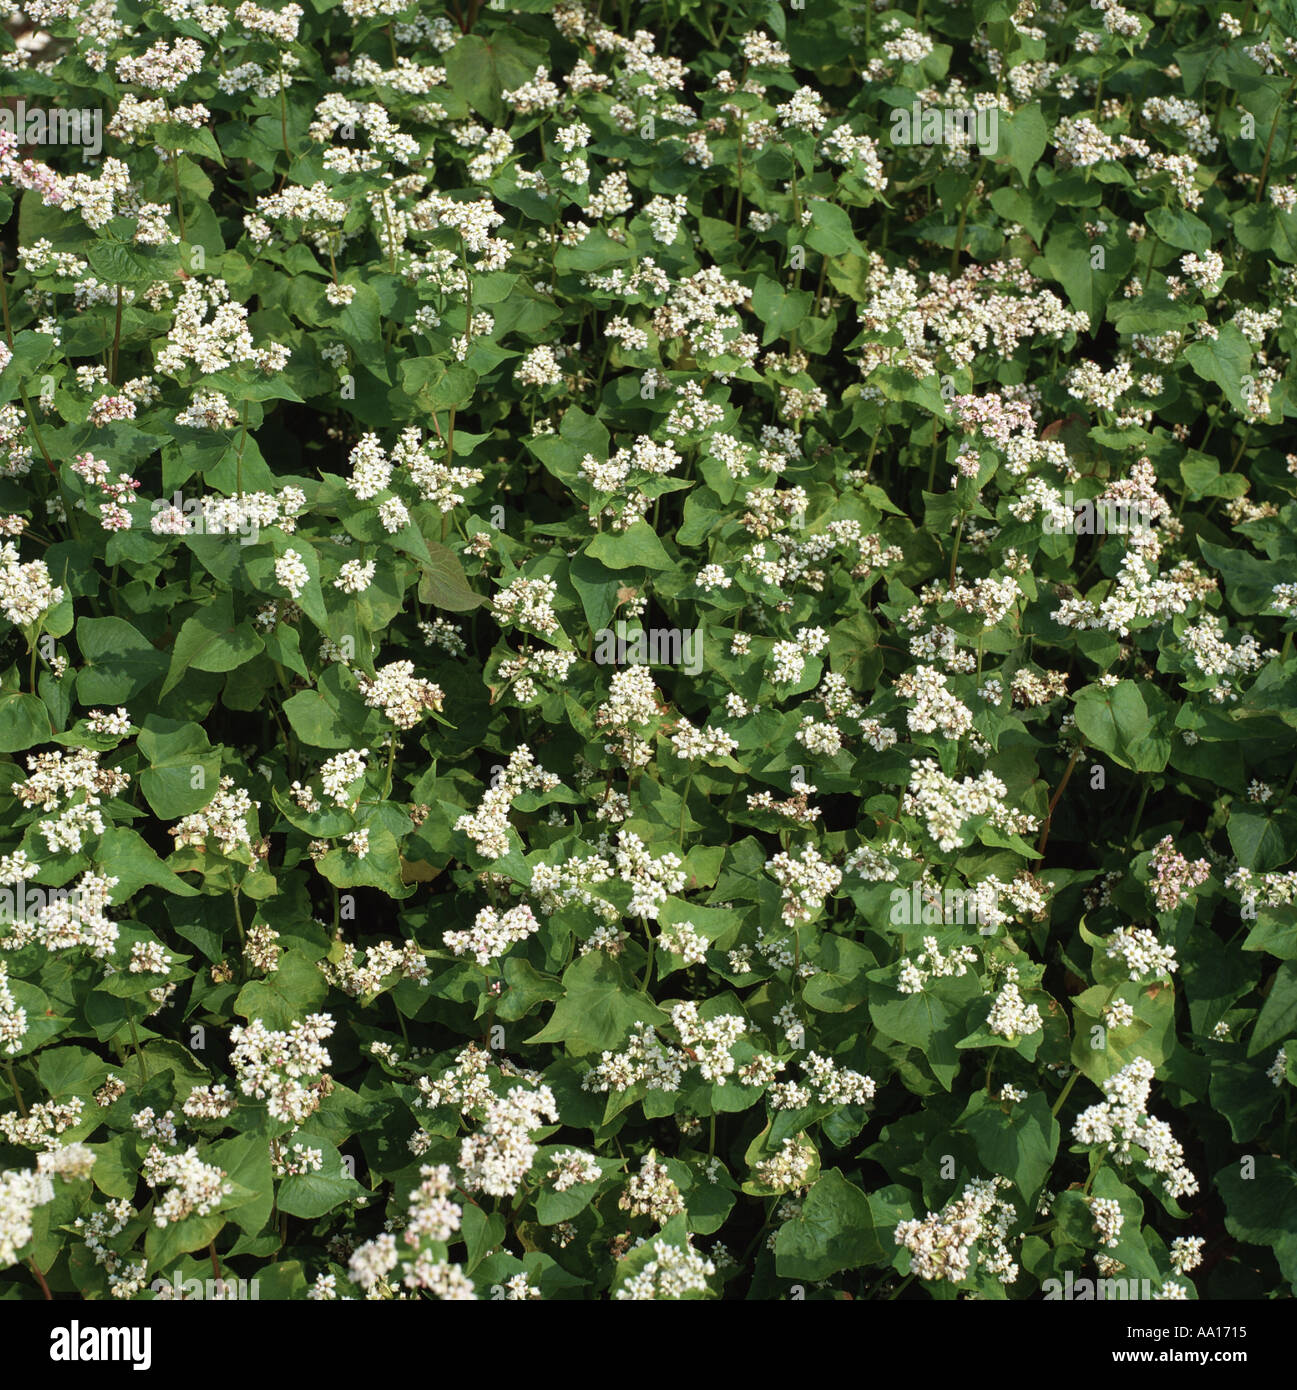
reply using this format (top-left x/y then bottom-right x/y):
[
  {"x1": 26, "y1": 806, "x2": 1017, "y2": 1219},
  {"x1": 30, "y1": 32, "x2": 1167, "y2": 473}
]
[{"x1": 1, "y1": 0, "x2": 1297, "y2": 1303}]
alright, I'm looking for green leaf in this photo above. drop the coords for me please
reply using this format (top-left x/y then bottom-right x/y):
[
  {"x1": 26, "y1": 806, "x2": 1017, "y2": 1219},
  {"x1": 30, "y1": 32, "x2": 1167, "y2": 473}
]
[
  {"x1": 138, "y1": 717, "x2": 222, "y2": 819},
  {"x1": 1228, "y1": 811, "x2": 1293, "y2": 873},
  {"x1": 1072, "y1": 680, "x2": 1169, "y2": 772},
  {"x1": 234, "y1": 950, "x2": 328, "y2": 1031},
  {"x1": 76, "y1": 616, "x2": 169, "y2": 703},
  {"x1": 0, "y1": 691, "x2": 52, "y2": 752},
  {"x1": 1217, "y1": 1156, "x2": 1297, "y2": 1293},
  {"x1": 1198, "y1": 538, "x2": 1288, "y2": 614},
  {"x1": 162, "y1": 593, "x2": 264, "y2": 696},
  {"x1": 399, "y1": 359, "x2": 477, "y2": 412},
  {"x1": 94, "y1": 827, "x2": 200, "y2": 900},
  {"x1": 444, "y1": 30, "x2": 548, "y2": 127},
  {"x1": 750, "y1": 274, "x2": 812, "y2": 346},
  {"x1": 1183, "y1": 323, "x2": 1252, "y2": 415},
  {"x1": 804, "y1": 201, "x2": 861, "y2": 258},
  {"x1": 869, "y1": 973, "x2": 982, "y2": 1090},
  {"x1": 527, "y1": 951, "x2": 667, "y2": 1056},
  {"x1": 85, "y1": 240, "x2": 163, "y2": 287},
  {"x1": 210, "y1": 1131, "x2": 275, "y2": 1235},
  {"x1": 0, "y1": 329, "x2": 55, "y2": 404},
  {"x1": 283, "y1": 665, "x2": 375, "y2": 749},
  {"x1": 1000, "y1": 103, "x2": 1047, "y2": 184},
  {"x1": 1145, "y1": 206, "x2": 1212, "y2": 254},
  {"x1": 773, "y1": 1169, "x2": 880, "y2": 1280},
  {"x1": 532, "y1": 1146, "x2": 621, "y2": 1225},
  {"x1": 276, "y1": 1136, "x2": 366, "y2": 1219},
  {"x1": 962, "y1": 1091, "x2": 1058, "y2": 1203},
  {"x1": 802, "y1": 936, "x2": 873, "y2": 1012},
  {"x1": 1249, "y1": 962, "x2": 1297, "y2": 1058},
  {"x1": 417, "y1": 537, "x2": 485, "y2": 611},
  {"x1": 585, "y1": 521, "x2": 674, "y2": 571}
]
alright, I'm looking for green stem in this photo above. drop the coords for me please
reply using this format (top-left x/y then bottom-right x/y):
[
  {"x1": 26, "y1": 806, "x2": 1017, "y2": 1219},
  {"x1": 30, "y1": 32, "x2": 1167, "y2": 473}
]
[
  {"x1": 1051, "y1": 1068, "x2": 1080, "y2": 1119},
  {"x1": 232, "y1": 888, "x2": 246, "y2": 957},
  {"x1": 950, "y1": 159, "x2": 986, "y2": 273},
  {"x1": 0, "y1": 241, "x2": 12, "y2": 346},
  {"x1": 110, "y1": 285, "x2": 122, "y2": 385},
  {"x1": 1141, "y1": 231, "x2": 1160, "y2": 291},
  {"x1": 640, "y1": 920, "x2": 656, "y2": 993},
  {"x1": 1127, "y1": 777, "x2": 1151, "y2": 845},
  {"x1": 6, "y1": 1059, "x2": 27, "y2": 1116},
  {"x1": 1035, "y1": 744, "x2": 1083, "y2": 862},
  {"x1": 382, "y1": 734, "x2": 398, "y2": 801},
  {"x1": 1257, "y1": 74, "x2": 1297, "y2": 202},
  {"x1": 128, "y1": 1015, "x2": 149, "y2": 1083}
]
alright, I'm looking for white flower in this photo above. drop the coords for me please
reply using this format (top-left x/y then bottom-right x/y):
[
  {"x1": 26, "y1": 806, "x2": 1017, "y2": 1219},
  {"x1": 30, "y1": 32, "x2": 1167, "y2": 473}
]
[{"x1": 275, "y1": 548, "x2": 310, "y2": 599}]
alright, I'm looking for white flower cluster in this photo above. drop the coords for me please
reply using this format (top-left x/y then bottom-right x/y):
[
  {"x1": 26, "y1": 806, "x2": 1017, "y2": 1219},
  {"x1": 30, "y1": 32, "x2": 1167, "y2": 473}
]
[
  {"x1": 85, "y1": 707, "x2": 132, "y2": 736},
  {"x1": 74, "y1": 1198, "x2": 146, "y2": 1298},
  {"x1": 455, "y1": 744, "x2": 559, "y2": 859},
  {"x1": 1105, "y1": 926, "x2": 1177, "y2": 982},
  {"x1": 1104, "y1": 1000, "x2": 1135, "y2": 1030},
  {"x1": 658, "y1": 920, "x2": 708, "y2": 965},
  {"x1": 356, "y1": 661, "x2": 444, "y2": 729},
  {"x1": 0, "y1": 1167, "x2": 55, "y2": 1265},
  {"x1": 986, "y1": 967, "x2": 1043, "y2": 1040},
  {"x1": 1072, "y1": 1058, "x2": 1198, "y2": 1200},
  {"x1": 228, "y1": 1014, "x2": 335, "y2": 1125},
  {"x1": 1090, "y1": 1196, "x2": 1124, "y2": 1248},
  {"x1": 318, "y1": 938, "x2": 429, "y2": 997},
  {"x1": 404, "y1": 1164, "x2": 463, "y2": 1246},
  {"x1": 444, "y1": 904, "x2": 540, "y2": 967},
  {"x1": 897, "y1": 937, "x2": 980, "y2": 994},
  {"x1": 458, "y1": 1084, "x2": 559, "y2": 1197},
  {"x1": 169, "y1": 777, "x2": 259, "y2": 856},
  {"x1": 157, "y1": 278, "x2": 290, "y2": 378},
  {"x1": 670, "y1": 1002, "x2": 746, "y2": 1082},
  {"x1": 612, "y1": 830, "x2": 686, "y2": 919},
  {"x1": 619, "y1": 1153, "x2": 684, "y2": 1224},
  {"x1": 766, "y1": 844, "x2": 842, "y2": 926},
  {"x1": 275, "y1": 548, "x2": 311, "y2": 600},
  {"x1": 614, "y1": 1236, "x2": 715, "y2": 1300},
  {"x1": 143, "y1": 1145, "x2": 232, "y2": 1226},
  {"x1": 583, "y1": 1023, "x2": 688, "y2": 1095},
  {"x1": 0, "y1": 962, "x2": 26, "y2": 1054},
  {"x1": 149, "y1": 487, "x2": 306, "y2": 539},
  {"x1": 182, "y1": 1083, "x2": 236, "y2": 1120},
  {"x1": 546, "y1": 1150, "x2": 602, "y2": 1191},
  {"x1": 595, "y1": 667, "x2": 662, "y2": 766},
  {"x1": 318, "y1": 750, "x2": 368, "y2": 806},
  {"x1": 894, "y1": 1176, "x2": 1020, "y2": 1285},
  {"x1": 769, "y1": 627, "x2": 830, "y2": 685},
  {"x1": 394, "y1": 427, "x2": 484, "y2": 511},
  {"x1": 529, "y1": 850, "x2": 616, "y2": 920},
  {"x1": 755, "y1": 1138, "x2": 817, "y2": 1193},
  {"x1": 903, "y1": 759, "x2": 1038, "y2": 852},
  {"x1": 894, "y1": 665, "x2": 973, "y2": 739},
  {"x1": 668, "y1": 718, "x2": 738, "y2": 761},
  {"x1": 491, "y1": 575, "x2": 560, "y2": 635},
  {"x1": 768, "y1": 1051, "x2": 876, "y2": 1110},
  {"x1": 414, "y1": 1043, "x2": 497, "y2": 1114},
  {"x1": 1170, "y1": 1235, "x2": 1205, "y2": 1274},
  {"x1": 26, "y1": 871, "x2": 121, "y2": 961},
  {"x1": 0, "y1": 542, "x2": 64, "y2": 627}
]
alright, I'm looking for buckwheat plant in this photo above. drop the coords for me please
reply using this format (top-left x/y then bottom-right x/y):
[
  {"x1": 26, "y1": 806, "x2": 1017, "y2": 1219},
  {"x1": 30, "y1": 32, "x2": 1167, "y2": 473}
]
[{"x1": 0, "y1": 0, "x2": 1294, "y2": 1309}]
